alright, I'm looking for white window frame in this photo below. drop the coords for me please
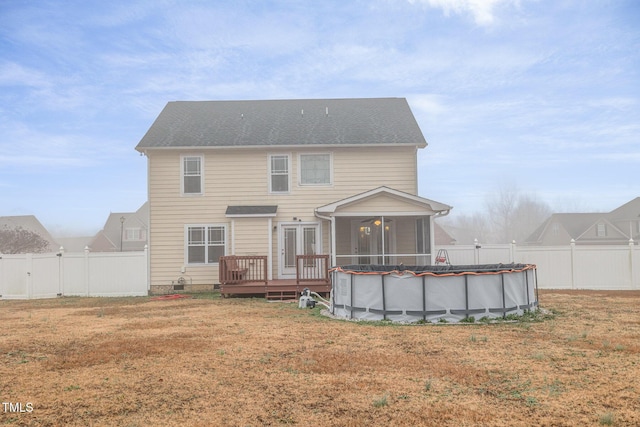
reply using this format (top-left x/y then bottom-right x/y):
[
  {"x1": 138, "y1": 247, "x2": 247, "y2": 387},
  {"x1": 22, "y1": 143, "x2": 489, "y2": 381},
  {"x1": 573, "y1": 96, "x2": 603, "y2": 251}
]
[
  {"x1": 181, "y1": 155, "x2": 204, "y2": 196},
  {"x1": 268, "y1": 153, "x2": 291, "y2": 194},
  {"x1": 596, "y1": 223, "x2": 606, "y2": 237},
  {"x1": 125, "y1": 227, "x2": 144, "y2": 241},
  {"x1": 185, "y1": 224, "x2": 227, "y2": 265},
  {"x1": 298, "y1": 153, "x2": 333, "y2": 186}
]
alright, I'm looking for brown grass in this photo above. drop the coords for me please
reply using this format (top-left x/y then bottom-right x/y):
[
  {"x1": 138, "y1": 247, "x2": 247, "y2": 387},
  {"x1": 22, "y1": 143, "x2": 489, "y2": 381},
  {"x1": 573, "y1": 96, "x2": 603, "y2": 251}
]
[{"x1": 1, "y1": 290, "x2": 639, "y2": 426}]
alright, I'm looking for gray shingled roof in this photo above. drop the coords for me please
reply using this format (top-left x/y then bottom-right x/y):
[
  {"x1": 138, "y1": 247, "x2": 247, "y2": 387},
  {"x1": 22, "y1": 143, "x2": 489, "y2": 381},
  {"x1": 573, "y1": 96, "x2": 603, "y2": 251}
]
[{"x1": 135, "y1": 98, "x2": 427, "y2": 149}]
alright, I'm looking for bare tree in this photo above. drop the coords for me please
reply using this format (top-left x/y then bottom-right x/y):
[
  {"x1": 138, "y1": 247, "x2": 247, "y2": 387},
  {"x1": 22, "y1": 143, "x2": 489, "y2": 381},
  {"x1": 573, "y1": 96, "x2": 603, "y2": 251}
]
[
  {"x1": 486, "y1": 184, "x2": 551, "y2": 243},
  {"x1": 510, "y1": 194, "x2": 552, "y2": 243},
  {"x1": 0, "y1": 226, "x2": 51, "y2": 254},
  {"x1": 443, "y1": 184, "x2": 551, "y2": 244},
  {"x1": 486, "y1": 183, "x2": 520, "y2": 243},
  {"x1": 439, "y1": 212, "x2": 491, "y2": 245}
]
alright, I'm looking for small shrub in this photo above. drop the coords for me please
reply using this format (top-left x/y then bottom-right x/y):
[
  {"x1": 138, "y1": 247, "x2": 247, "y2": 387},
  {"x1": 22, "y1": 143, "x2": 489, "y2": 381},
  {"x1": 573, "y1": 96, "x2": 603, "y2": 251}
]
[
  {"x1": 599, "y1": 412, "x2": 615, "y2": 425},
  {"x1": 373, "y1": 394, "x2": 388, "y2": 408}
]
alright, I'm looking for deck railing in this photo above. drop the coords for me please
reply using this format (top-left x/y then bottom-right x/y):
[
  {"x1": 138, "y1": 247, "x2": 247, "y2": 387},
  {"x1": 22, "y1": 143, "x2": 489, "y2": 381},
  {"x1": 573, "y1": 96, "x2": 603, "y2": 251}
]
[
  {"x1": 219, "y1": 255, "x2": 268, "y2": 285},
  {"x1": 296, "y1": 254, "x2": 330, "y2": 285}
]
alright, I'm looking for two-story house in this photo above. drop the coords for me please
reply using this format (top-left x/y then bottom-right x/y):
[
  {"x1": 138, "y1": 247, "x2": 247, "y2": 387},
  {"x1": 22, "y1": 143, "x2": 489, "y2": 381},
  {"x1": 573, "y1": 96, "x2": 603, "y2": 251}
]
[
  {"x1": 89, "y1": 202, "x2": 149, "y2": 252},
  {"x1": 135, "y1": 98, "x2": 452, "y2": 295},
  {"x1": 525, "y1": 197, "x2": 640, "y2": 246}
]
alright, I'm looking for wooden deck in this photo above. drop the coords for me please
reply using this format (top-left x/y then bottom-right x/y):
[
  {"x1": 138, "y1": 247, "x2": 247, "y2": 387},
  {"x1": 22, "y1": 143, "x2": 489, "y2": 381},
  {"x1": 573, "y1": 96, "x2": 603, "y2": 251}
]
[
  {"x1": 220, "y1": 279, "x2": 331, "y2": 300},
  {"x1": 219, "y1": 254, "x2": 331, "y2": 300}
]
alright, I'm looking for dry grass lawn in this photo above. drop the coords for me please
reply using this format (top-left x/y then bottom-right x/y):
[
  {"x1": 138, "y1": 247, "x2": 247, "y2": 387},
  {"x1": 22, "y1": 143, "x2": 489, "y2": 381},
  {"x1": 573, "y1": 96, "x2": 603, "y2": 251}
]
[{"x1": 1, "y1": 290, "x2": 639, "y2": 426}]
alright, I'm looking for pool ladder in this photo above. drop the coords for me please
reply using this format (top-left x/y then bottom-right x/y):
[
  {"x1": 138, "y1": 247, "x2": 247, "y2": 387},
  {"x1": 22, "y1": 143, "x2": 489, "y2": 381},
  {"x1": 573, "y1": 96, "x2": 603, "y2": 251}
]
[{"x1": 435, "y1": 249, "x2": 450, "y2": 265}]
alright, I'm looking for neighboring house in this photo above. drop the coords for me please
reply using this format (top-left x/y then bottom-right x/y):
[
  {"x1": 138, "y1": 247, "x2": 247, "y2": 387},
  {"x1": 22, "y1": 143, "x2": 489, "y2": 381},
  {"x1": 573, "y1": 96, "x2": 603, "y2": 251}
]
[
  {"x1": 525, "y1": 197, "x2": 640, "y2": 245},
  {"x1": 89, "y1": 202, "x2": 149, "y2": 252},
  {"x1": 0, "y1": 215, "x2": 59, "y2": 253},
  {"x1": 55, "y1": 236, "x2": 94, "y2": 252},
  {"x1": 135, "y1": 98, "x2": 452, "y2": 293},
  {"x1": 433, "y1": 221, "x2": 457, "y2": 245}
]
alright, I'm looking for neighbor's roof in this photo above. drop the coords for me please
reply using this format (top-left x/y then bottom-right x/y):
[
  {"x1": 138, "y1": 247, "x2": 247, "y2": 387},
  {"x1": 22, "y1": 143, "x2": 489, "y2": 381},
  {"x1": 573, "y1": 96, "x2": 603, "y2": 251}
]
[
  {"x1": 135, "y1": 98, "x2": 427, "y2": 150},
  {"x1": 526, "y1": 213, "x2": 605, "y2": 243},
  {"x1": 0, "y1": 215, "x2": 59, "y2": 249}
]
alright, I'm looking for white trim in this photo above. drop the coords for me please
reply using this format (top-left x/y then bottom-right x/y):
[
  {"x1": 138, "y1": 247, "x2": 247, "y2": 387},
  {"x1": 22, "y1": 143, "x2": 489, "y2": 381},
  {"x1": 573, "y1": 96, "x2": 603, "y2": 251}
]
[
  {"x1": 268, "y1": 153, "x2": 292, "y2": 194},
  {"x1": 268, "y1": 218, "x2": 273, "y2": 280},
  {"x1": 277, "y1": 222, "x2": 322, "y2": 279},
  {"x1": 180, "y1": 154, "x2": 204, "y2": 196},
  {"x1": 230, "y1": 220, "x2": 235, "y2": 254},
  {"x1": 146, "y1": 155, "x2": 151, "y2": 291},
  {"x1": 298, "y1": 152, "x2": 333, "y2": 186},
  {"x1": 316, "y1": 186, "x2": 451, "y2": 215},
  {"x1": 331, "y1": 211, "x2": 438, "y2": 217},
  {"x1": 225, "y1": 213, "x2": 277, "y2": 218},
  {"x1": 429, "y1": 216, "x2": 435, "y2": 265},
  {"x1": 137, "y1": 143, "x2": 422, "y2": 153}
]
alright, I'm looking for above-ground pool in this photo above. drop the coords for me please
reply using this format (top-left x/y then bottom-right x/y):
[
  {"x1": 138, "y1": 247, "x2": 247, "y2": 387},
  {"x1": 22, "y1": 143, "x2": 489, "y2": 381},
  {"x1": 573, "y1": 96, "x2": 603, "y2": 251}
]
[{"x1": 330, "y1": 264, "x2": 538, "y2": 323}]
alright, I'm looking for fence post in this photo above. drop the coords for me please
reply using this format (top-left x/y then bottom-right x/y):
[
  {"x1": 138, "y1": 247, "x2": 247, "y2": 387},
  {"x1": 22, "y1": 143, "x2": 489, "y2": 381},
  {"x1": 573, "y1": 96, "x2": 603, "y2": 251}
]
[
  {"x1": 570, "y1": 239, "x2": 576, "y2": 289},
  {"x1": 144, "y1": 245, "x2": 150, "y2": 293},
  {"x1": 630, "y1": 239, "x2": 636, "y2": 290},
  {"x1": 84, "y1": 246, "x2": 90, "y2": 297},
  {"x1": 58, "y1": 246, "x2": 64, "y2": 297},
  {"x1": 474, "y1": 239, "x2": 480, "y2": 264},
  {"x1": 0, "y1": 252, "x2": 3, "y2": 298},
  {"x1": 510, "y1": 240, "x2": 516, "y2": 263}
]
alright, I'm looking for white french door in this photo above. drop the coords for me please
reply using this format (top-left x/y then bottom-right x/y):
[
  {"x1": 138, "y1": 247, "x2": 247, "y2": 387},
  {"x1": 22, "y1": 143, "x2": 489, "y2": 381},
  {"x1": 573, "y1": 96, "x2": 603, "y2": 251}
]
[{"x1": 278, "y1": 223, "x2": 320, "y2": 278}]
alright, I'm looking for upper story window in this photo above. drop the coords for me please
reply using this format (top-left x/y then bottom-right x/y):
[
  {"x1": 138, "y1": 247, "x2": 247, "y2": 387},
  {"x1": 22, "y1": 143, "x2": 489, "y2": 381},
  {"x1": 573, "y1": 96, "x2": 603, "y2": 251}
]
[
  {"x1": 125, "y1": 228, "x2": 145, "y2": 241},
  {"x1": 269, "y1": 154, "x2": 290, "y2": 193},
  {"x1": 299, "y1": 153, "x2": 331, "y2": 185},
  {"x1": 596, "y1": 223, "x2": 606, "y2": 237},
  {"x1": 186, "y1": 225, "x2": 226, "y2": 264},
  {"x1": 182, "y1": 155, "x2": 203, "y2": 195}
]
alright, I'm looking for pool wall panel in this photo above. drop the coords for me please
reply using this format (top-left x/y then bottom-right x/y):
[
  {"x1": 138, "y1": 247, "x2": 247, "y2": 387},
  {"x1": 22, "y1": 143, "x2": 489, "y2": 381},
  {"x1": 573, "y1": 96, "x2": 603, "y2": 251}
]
[{"x1": 330, "y1": 264, "x2": 538, "y2": 323}]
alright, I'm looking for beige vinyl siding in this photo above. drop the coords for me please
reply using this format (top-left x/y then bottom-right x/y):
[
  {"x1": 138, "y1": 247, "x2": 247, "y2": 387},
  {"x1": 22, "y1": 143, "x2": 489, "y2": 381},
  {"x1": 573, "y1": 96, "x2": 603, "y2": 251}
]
[
  {"x1": 231, "y1": 218, "x2": 270, "y2": 256},
  {"x1": 338, "y1": 194, "x2": 428, "y2": 214},
  {"x1": 147, "y1": 145, "x2": 418, "y2": 287}
]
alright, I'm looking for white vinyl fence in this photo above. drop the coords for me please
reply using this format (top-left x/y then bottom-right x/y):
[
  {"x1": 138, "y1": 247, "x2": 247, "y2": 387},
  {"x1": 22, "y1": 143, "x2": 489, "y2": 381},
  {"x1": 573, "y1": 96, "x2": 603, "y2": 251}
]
[
  {"x1": 2, "y1": 242, "x2": 638, "y2": 299},
  {"x1": 0, "y1": 247, "x2": 149, "y2": 299},
  {"x1": 436, "y1": 240, "x2": 640, "y2": 290}
]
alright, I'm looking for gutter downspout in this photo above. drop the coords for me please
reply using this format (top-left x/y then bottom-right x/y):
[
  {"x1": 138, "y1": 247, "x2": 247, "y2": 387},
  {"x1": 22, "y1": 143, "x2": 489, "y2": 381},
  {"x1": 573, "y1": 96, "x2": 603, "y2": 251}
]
[{"x1": 314, "y1": 210, "x2": 336, "y2": 267}]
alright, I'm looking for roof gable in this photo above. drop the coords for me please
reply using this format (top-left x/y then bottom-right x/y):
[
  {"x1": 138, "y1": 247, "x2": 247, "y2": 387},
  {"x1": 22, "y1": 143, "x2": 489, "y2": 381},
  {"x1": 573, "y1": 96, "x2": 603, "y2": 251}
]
[
  {"x1": 136, "y1": 98, "x2": 427, "y2": 150},
  {"x1": 608, "y1": 197, "x2": 640, "y2": 219},
  {"x1": 316, "y1": 186, "x2": 452, "y2": 216},
  {"x1": 0, "y1": 215, "x2": 58, "y2": 250}
]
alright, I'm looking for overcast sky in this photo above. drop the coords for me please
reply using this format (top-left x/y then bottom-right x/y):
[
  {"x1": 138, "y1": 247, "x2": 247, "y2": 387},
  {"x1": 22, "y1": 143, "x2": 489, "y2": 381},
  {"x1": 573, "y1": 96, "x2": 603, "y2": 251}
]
[{"x1": 1, "y1": 0, "x2": 638, "y2": 236}]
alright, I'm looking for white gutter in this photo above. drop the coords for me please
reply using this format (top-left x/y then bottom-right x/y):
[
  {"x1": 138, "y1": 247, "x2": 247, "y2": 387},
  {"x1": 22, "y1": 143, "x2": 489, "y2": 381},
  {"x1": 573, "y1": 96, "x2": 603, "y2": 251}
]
[{"x1": 314, "y1": 209, "x2": 336, "y2": 267}]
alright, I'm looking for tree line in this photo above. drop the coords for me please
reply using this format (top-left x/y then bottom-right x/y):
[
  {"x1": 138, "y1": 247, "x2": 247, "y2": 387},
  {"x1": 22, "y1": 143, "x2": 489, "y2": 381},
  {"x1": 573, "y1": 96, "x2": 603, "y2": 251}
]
[{"x1": 439, "y1": 185, "x2": 552, "y2": 245}]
